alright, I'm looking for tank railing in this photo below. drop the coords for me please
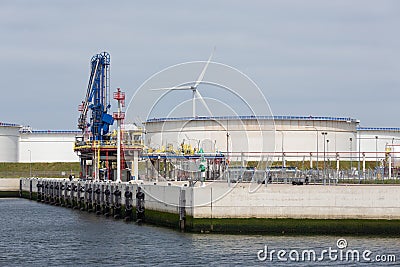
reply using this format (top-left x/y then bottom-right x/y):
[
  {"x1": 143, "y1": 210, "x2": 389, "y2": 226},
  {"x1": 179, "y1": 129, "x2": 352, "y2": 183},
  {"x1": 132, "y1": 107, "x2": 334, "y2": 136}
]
[
  {"x1": 146, "y1": 115, "x2": 357, "y2": 123},
  {"x1": 74, "y1": 138, "x2": 144, "y2": 149}
]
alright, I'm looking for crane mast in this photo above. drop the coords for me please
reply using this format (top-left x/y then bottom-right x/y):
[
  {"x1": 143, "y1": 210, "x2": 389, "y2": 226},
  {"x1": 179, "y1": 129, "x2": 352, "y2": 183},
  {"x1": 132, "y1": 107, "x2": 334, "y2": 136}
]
[
  {"x1": 78, "y1": 52, "x2": 113, "y2": 141},
  {"x1": 75, "y1": 52, "x2": 143, "y2": 182}
]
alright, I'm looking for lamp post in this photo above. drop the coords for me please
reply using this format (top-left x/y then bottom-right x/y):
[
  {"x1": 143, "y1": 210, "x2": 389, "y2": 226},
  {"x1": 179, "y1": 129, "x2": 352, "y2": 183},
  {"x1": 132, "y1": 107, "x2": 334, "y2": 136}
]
[
  {"x1": 28, "y1": 149, "x2": 32, "y2": 177},
  {"x1": 375, "y1": 136, "x2": 378, "y2": 179},
  {"x1": 358, "y1": 132, "x2": 361, "y2": 183},
  {"x1": 306, "y1": 126, "x2": 319, "y2": 183},
  {"x1": 322, "y1": 132, "x2": 328, "y2": 185},
  {"x1": 226, "y1": 131, "x2": 230, "y2": 185},
  {"x1": 350, "y1": 137, "x2": 353, "y2": 178},
  {"x1": 327, "y1": 139, "x2": 330, "y2": 181},
  {"x1": 226, "y1": 132, "x2": 230, "y2": 158},
  {"x1": 277, "y1": 130, "x2": 285, "y2": 168}
]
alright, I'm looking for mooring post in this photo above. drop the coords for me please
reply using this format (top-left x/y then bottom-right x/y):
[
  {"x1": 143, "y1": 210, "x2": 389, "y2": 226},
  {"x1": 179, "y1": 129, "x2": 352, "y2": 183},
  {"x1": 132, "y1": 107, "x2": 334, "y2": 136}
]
[
  {"x1": 29, "y1": 179, "x2": 33, "y2": 200},
  {"x1": 179, "y1": 189, "x2": 186, "y2": 231},
  {"x1": 136, "y1": 186, "x2": 145, "y2": 223}
]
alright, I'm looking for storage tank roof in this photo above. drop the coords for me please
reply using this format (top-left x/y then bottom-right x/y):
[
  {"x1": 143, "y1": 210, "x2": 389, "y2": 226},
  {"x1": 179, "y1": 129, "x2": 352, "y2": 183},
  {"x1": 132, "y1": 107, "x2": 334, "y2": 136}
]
[
  {"x1": 358, "y1": 127, "x2": 400, "y2": 132},
  {"x1": 146, "y1": 115, "x2": 359, "y2": 123},
  {"x1": 0, "y1": 122, "x2": 21, "y2": 127},
  {"x1": 24, "y1": 130, "x2": 81, "y2": 134}
]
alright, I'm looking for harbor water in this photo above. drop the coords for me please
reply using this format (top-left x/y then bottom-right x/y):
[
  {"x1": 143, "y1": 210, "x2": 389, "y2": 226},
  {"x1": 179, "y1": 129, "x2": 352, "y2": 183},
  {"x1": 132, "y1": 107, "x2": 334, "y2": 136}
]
[{"x1": 0, "y1": 198, "x2": 399, "y2": 266}]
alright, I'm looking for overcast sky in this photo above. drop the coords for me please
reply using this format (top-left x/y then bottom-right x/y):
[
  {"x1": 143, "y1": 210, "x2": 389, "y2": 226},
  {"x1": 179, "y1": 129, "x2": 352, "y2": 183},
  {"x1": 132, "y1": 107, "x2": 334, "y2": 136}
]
[{"x1": 1, "y1": 0, "x2": 399, "y2": 129}]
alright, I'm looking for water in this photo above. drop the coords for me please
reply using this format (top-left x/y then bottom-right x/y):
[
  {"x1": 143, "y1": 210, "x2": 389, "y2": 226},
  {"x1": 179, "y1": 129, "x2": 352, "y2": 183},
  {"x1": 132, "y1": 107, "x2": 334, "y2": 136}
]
[{"x1": 0, "y1": 198, "x2": 399, "y2": 266}]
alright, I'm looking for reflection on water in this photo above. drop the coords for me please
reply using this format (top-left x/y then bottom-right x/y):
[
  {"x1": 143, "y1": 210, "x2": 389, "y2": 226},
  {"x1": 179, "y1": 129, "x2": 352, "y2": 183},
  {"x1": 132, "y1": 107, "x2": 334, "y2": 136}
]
[{"x1": 0, "y1": 198, "x2": 399, "y2": 266}]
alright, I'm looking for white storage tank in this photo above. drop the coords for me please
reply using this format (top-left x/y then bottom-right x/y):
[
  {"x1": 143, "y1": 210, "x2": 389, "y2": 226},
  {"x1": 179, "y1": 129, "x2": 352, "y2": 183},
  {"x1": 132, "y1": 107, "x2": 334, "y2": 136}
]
[
  {"x1": 0, "y1": 122, "x2": 21, "y2": 162},
  {"x1": 19, "y1": 130, "x2": 80, "y2": 163},
  {"x1": 144, "y1": 115, "x2": 359, "y2": 161}
]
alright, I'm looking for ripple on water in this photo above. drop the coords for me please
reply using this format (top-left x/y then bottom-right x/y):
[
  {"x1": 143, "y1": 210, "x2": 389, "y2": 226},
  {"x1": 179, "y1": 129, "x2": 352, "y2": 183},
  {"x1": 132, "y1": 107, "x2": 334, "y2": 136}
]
[{"x1": 0, "y1": 198, "x2": 399, "y2": 266}]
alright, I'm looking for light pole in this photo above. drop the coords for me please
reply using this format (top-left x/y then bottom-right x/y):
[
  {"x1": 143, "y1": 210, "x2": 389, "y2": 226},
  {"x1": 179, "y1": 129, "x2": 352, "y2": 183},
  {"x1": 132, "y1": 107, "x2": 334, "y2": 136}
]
[
  {"x1": 306, "y1": 126, "x2": 319, "y2": 183},
  {"x1": 391, "y1": 138, "x2": 394, "y2": 180},
  {"x1": 226, "y1": 132, "x2": 230, "y2": 158},
  {"x1": 358, "y1": 132, "x2": 361, "y2": 183},
  {"x1": 322, "y1": 132, "x2": 328, "y2": 184},
  {"x1": 350, "y1": 137, "x2": 353, "y2": 178},
  {"x1": 327, "y1": 139, "x2": 330, "y2": 180},
  {"x1": 375, "y1": 136, "x2": 378, "y2": 179},
  {"x1": 277, "y1": 130, "x2": 285, "y2": 168},
  {"x1": 226, "y1": 131, "x2": 230, "y2": 185},
  {"x1": 28, "y1": 149, "x2": 32, "y2": 177}
]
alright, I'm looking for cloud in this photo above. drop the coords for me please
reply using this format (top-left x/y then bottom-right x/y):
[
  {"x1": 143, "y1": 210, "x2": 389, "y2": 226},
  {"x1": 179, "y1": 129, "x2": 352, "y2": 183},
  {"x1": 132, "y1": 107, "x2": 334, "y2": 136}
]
[{"x1": 0, "y1": 0, "x2": 399, "y2": 128}]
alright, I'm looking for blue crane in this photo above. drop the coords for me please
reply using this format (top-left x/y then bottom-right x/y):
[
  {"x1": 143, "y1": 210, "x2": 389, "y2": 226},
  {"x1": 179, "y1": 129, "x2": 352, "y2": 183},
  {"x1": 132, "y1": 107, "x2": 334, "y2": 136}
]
[{"x1": 78, "y1": 52, "x2": 114, "y2": 141}]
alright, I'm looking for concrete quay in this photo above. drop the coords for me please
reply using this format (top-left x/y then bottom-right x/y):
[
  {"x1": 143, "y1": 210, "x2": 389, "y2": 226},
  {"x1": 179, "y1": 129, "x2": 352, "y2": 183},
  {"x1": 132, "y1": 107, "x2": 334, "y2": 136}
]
[
  {"x1": 18, "y1": 178, "x2": 400, "y2": 235},
  {"x1": 0, "y1": 178, "x2": 20, "y2": 197}
]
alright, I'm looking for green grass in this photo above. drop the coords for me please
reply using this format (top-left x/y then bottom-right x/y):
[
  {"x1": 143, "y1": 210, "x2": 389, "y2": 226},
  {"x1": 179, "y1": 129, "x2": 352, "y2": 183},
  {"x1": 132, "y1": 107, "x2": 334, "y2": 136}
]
[
  {"x1": 240, "y1": 160, "x2": 379, "y2": 170},
  {"x1": 338, "y1": 179, "x2": 400, "y2": 184},
  {"x1": 0, "y1": 162, "x2": 80, "y2": 178}
]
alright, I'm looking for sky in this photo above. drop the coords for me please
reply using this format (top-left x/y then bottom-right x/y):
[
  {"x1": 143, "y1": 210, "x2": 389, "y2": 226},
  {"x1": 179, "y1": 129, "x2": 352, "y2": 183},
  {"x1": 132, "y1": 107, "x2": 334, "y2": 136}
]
[{"x1": 0, "y1": 0, "x2": 399, "y2": 129}]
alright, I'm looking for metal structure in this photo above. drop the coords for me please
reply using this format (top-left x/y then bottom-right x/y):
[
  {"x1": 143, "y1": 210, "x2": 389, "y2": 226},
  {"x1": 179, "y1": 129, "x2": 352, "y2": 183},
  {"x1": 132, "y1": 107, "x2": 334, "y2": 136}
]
[
  {"x1": 74, "y1": 53, "x2": 143, "y2": 181},
  {"x1": 113, "y1": 88, "x2": 125, "y2": 182},
  {"x1": 78, "y1": 52, "x2": 114, "y2": 141}
]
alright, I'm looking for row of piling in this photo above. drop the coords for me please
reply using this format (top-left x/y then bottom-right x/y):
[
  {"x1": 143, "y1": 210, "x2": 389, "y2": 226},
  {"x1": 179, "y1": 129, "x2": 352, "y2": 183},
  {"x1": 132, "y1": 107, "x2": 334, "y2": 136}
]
[{"x1": 21, "y1": 179, "x2": 145, "y2": 222}]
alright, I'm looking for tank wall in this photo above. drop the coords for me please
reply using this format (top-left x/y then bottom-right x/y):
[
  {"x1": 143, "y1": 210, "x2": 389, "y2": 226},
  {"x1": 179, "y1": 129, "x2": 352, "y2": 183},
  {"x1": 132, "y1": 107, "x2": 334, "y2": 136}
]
[
  {"x1": 19, "y1": 133, "x2": 79, "y2": 162},
  {"x1": 0, "y1": 126, "x2": 20, "y2": 162},
  {"x1": 145, "y1": 119, "x2": 358, "y2": 160},
  {"x1": 358, "y1": 130, "x2": 400, "y2": 163}
]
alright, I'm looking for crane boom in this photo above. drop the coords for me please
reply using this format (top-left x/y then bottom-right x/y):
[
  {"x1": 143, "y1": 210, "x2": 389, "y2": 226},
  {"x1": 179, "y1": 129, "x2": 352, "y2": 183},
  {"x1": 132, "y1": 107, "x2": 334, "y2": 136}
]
[{"x1": 78, "y1": 52, "x2": 114, "y2": 141}]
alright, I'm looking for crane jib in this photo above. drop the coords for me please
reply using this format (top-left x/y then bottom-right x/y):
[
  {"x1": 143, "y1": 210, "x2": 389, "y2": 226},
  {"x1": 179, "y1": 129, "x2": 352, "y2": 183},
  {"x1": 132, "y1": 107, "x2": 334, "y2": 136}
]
[{"x1": 77, "y1": 52, "x2": 113, "y2": 140}]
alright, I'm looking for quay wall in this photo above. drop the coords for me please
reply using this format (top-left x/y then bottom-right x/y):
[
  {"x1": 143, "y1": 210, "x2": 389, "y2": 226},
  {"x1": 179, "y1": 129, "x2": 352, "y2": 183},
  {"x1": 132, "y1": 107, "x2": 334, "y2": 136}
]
[
  {"x1": 0, "y1": 178, "x2": 20, "y2": 197},
  {"x1": 0, "y1": 178, "x2": 19, "y2": 191},
  {"x1": 18, "y1": 178, "x2": 400, "y2": 234},
  {"x1": 18, "y1": 179, "x2": 400, "y2": 220},
  {"x1": 192, "y1": 184, "x2": 400, "y2": 219}
]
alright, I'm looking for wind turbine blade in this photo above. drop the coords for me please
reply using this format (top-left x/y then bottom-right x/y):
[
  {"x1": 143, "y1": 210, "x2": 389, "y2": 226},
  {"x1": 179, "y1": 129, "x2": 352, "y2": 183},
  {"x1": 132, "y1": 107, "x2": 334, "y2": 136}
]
[
  {"x1": 195, "y1": 90, "x2": 213, "y2": 116},
  {"x1": 193, "y1": 47, "x2": 215, "y2": 89},
  {"x1": 149, "y1": 85, "x2": 193, "y2": 91}
]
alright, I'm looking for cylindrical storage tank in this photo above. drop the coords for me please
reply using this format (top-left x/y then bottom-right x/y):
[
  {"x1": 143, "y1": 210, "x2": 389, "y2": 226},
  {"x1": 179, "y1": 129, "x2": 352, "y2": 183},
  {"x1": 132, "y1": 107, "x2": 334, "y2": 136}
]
[
  {"x1": 0, "y1": 123, "x2": 21, "y2": 162},
  {"x1": 19, "y1": 130, "x2": 80, "y2": 163},
  {"x1": 144, "y1": 116, "x2": 359, "y2": 161},
  {"x1": 358, "y1": 127, "x2": 400, "y2": 164}
]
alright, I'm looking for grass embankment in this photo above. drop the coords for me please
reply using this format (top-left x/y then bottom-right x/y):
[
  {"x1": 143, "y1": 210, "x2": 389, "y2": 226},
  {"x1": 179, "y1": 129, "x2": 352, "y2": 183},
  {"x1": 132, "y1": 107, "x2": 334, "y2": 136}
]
[
  {"x1": 0, "y1": 162, "x2": 80, "y2": 178},
  {"x1": 243, "y1": 161, "x2": 378, "y2": 170}
]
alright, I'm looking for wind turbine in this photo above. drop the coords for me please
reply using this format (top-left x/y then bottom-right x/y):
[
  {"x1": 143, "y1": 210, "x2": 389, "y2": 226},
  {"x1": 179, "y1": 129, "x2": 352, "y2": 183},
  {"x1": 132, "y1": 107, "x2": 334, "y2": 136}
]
[{"x1": 150, "y1": 50, "x2": 214, "y2": 117}]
